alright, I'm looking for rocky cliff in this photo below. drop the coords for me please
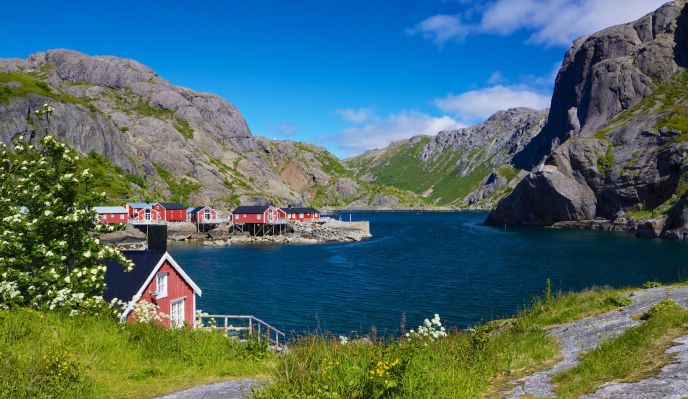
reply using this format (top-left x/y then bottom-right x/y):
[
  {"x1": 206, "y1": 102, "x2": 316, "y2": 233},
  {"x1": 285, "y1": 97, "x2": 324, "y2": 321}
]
[
  {"x1": 345, "y1": 108, "x2": 547, "y2": 207},
  {"x1": 487, "y1": 0, "x2": 688, "y2": 239},
  {"x1": 0, "y1": 49, "x2": 422, "y2": 208}
]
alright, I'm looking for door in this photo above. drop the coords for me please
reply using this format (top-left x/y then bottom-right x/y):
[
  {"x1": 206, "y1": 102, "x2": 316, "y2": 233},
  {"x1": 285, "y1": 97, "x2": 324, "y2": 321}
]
[
  {"x1": 145, "y1": 209, "x2": 151, "y2": 221},
  {"x1": 170, "y1": 298, "x2": 185, "y2": 328}
]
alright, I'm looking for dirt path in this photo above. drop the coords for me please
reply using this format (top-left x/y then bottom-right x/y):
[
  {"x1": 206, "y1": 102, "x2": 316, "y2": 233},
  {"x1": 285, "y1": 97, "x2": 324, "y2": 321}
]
[
  {"x1": 155, "y1": 380, "x2": 264, "y2": 399},
  {"x1": 505, "y1": 286, "x2": 688, "y2": 398}
]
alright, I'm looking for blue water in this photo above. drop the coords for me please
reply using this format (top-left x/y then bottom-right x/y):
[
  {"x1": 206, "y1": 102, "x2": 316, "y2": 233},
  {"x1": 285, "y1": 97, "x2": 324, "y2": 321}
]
[{"x1": 170, "y1": 212, "x2": 688, "y2": 336}]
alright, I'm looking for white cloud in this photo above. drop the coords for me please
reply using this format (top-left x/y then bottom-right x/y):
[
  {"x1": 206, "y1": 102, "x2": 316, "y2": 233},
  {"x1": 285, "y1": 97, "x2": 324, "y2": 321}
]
[
  {"x1": 479, "y1": 0, "x2": 668, "y2": 46},
  {"x1": 334, "y1": 111, "x2": 465, "y2": 155},
  {"x1": 487, "y1": 70, "x2": 506, "y2": 85},
  {"x1": 434, "y1": 85, "x2": 551, "y2": 121},
  {"x1": 410, "y1": 0, "x2": 668, "y2": 47},
  {"x1": 334, "y1": 108, "x2": 375, "y2": 124},
  {"x1": 406, "y1": 14, "x2": 468, "y2": 47}
]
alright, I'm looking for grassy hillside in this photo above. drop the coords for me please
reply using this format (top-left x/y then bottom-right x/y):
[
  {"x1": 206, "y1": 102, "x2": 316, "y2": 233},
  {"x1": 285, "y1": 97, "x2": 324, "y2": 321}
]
[
  {"x1": 346, "y1": 138, "x2": 496, "y2": 206},
  {"x1": 0, "y1": 309, "x2": 272, "y2": 399}
]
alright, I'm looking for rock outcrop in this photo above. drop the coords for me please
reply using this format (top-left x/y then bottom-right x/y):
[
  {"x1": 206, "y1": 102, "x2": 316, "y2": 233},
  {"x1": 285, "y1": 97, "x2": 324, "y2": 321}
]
[
  {"x1": 488, "y1": 0, "x2": 688, "y2": 233},
  {"x1": 0, "y1": 49, "x2": 422, "y2": 209},
  {"x1": 346, "y1": 108, "x2": 547, "y2": 207}
]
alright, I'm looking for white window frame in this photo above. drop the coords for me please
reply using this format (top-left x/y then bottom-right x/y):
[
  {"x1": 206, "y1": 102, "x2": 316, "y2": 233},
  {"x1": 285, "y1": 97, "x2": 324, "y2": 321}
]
[
  {"x1": 156, "y1": 273, "x2": 168, "y2": 298},
  {"x1": 257, "y1": 214, "x2": 262, "y2": 220},
  {"x1": 170, "y1": 298, "x2": 185, "y2": 329},
  {"x1": 204, "y1": 209, "x2": 211, "y2": 221}
]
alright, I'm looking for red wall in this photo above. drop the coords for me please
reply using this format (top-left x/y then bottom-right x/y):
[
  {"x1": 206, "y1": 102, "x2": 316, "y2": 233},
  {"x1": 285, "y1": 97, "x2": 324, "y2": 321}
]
[
  {"x1": 134, "y1": 208, "x2": 163, "y2": 221},
  {"x1": 232, "y1": 207, "x2": 283, "y2": 224},
  {"x1": 191, "y1": 207, "x2": 217, "y2": 223},
  {"x1": 285, "y1": 212, "x2": 320, "y2": 221},
  {"x1": 127, "y1": 260, "x2": 196, "y2": 328},
  {"x1": 98, "y1": 213, "x2": 129, "y2": 224},
  {"x1": 154, "y1": 205, "x2": 187, "y2": 222}
]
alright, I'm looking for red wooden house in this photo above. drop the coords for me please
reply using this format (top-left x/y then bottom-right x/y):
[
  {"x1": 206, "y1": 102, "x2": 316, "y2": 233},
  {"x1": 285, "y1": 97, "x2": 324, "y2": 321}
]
[
  {"x1": 126, "y1": 202, "x2": 163, "y2": 223},
  {"x1": 104, "y1": 226, "x2": 202, "y2": 329},
  {"x1": 153, "y1": 203, "x2": 188, "y2": 222},
  {"x1": 232, "y1": 205, "x2": 286, "y2": 224},
  {"x1": 280, "y1": 207, "x2": 321, "y2": 221},
  {"x1": 94, "y1": 206, "x2": 130, "y2": 224},
  {"x1": 189, "y1": 205, "x2": 219, "y2": 223}
]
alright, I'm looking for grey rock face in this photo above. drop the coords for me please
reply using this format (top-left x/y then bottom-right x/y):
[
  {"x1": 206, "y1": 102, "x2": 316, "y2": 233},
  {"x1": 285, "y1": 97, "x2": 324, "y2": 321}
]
[{"x1": 489, "y1": 1, "x2": 688, "y2": 228}]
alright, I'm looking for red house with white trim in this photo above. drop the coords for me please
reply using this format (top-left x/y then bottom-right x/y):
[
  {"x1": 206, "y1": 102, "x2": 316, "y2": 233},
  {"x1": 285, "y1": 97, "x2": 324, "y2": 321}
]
[
  {"x1": 95, "y1": 206, "x2": 130, "y2": 224},
  {"x1": 280, "y1": 207, "x2": 321, "y2": 222},
  {"x1": 153, "y1": 203, "x2": 188, "y2": 223},
  {"x1": 232, "y1": 205, "x2": 286, "y2": 224},
  {"x1": 104, "y1": 226, "x2": 201, "y2": 329},
  {"x1": 126, "y1": 202, "x2": 163, "y2": 223},
  {"x1": 189, "y1": 205, "x2": 219, "y2": 223}
]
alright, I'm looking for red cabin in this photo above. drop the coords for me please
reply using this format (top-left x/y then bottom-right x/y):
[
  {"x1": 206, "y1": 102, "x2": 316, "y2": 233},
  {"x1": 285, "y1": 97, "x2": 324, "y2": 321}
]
[
  {"x1": 104, "y1": 226, "x2": 202, "y2": 329},
  {"x1": 126, "y1": 202, "x2": 163, "y2": 223},
  {"x1": 189, "y1": 205, "x2": 219, "y2": 223},
  {"x1": 232, "y1": 205, "x2": 286, "y2": 224},
  {"x1": 154, "y1": 203, "x2": 188, "y2": 223},
  {"x1": 95, "y1": 206, "x2": 130, "y2": 224},
  {"x1": 280, "y1": 207, "x2": 321, "y2": 222}
]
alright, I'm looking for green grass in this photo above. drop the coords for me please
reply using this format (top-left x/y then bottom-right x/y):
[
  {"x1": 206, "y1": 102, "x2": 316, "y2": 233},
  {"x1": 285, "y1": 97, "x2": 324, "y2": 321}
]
[
  {"x1": 133, "y1": 98, "x2": 173, "y2": 118},
  {"x1": 80, "y1": 152, "x2": 148, "y2": 201},
  {"x1": 0, "y1": 309, "x2": 272, "y2": 399},
  {"x1": 553, "y1": 300, "x2": 688, "y2": 398},
  {"x1": 256, "y1": 286, "x2": 633, "y2": 399},
  {"x1": 497, "y1": 165, "x2": 520, "y2": 182},
  {"x1": 597, "y1": 143, "x2": 615, "y2": 176},
  {"x1": 173, "y1": 118, "x2": 194, "y2": 140},
  {"x1": 153, "y1": 163, "x2": 202, "y2": 205},
  {"x1": 0, "y1": 71, "x2": 98, "y2": 112}
]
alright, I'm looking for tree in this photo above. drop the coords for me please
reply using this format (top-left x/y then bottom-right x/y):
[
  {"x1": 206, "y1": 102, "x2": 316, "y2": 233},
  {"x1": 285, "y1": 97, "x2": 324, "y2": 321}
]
[{"x1": 0, "y1": 132, "x2": 132, "y2": 315}]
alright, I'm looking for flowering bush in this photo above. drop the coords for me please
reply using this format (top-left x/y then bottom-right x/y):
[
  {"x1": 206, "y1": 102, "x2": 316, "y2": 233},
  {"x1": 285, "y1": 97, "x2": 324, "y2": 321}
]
[
  {"x1": 129, "y1": 298, "x2": 168, "y2": 323},
  {"x1": 364, "y1": 357, "x2": 405, "y2": 398},
  {"x1": 0, "y1": 134, "x2": 133, "y2": 315},
  {"x1": 405, "y1": 314, "x2": 447, "y2": 342}
]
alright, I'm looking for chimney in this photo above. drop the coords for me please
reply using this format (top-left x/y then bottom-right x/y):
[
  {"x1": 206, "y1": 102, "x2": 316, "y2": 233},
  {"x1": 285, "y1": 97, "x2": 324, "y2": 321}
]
[{"x1": 146, "y1": 224, "x2": 167, "y2": 252}]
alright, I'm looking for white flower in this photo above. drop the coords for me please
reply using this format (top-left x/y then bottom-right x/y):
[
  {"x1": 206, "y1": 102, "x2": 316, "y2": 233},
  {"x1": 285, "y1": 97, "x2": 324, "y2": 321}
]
[{"x1": 83, "y1": 250, "x2": 92, "y2": 258}]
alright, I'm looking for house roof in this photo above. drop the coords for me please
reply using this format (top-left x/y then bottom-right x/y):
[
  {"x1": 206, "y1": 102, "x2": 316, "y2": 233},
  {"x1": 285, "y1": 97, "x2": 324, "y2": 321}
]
[
  {"x1": 104, "y1": 250, "x2": 202, "y2": 321},
  {"x1": 190, "y1": 205, "x2": 213, "y2": 215},
  {"x1": 232, "y1": 205, "x2": 271, "y2": 214},
  {"x1": 127, "y1": 202, "x2": 153, "y2": 209},
  {"x1": 157, "y1": 202, "x2": 186, "y2": 210},
  {"x1": 94, "y1": 206, "x2": 128, "y2": 214},
  {"x1": 281, "y1": 207, "x2": 320, "y2": 214}
]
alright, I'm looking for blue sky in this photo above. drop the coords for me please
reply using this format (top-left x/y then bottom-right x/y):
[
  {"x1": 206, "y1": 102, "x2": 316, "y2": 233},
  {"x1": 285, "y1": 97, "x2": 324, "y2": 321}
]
[{"x1": 1, "y1": 0, "x2": 668, "y2": 157}]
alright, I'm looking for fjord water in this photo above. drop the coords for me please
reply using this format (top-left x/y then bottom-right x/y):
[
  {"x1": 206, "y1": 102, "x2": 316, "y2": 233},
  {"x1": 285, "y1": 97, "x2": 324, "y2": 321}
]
[{"x1": 170, "y1": 212, "x2": 688, "y2": 335}]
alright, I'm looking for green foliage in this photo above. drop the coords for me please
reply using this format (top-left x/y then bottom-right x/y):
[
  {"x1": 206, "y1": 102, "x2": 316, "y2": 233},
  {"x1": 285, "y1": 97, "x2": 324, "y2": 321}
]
[
  {"x1": 79, "y1": 152, "x2": 146, "y2": 200},
  {"x1": 554, "y1": 300, "x2": 688, "y2": 398},
  {"x1": 0, "y1": 72, "x2": 98, "y2": 112},
  {"x1": 0, "y1": 309, "x2": 272, "y2": 399},
  {"x1": 497, "y1": 165, "x2": 520, "y2": 182},
  {"x1": 0, "y1": 135, "x2": 132, "y2": 314},
  {"x1": 133, "y1": 98, "x2": 173, "y2": 118},
  {"x1": 173, "y1": 118, "x2": 194, "y2": 140},
  {"x1": 153, "y1": 163, "x2": 202, "y2": 205},
  {"x1": 597, "y1": 143, "x2": 615, "y2": 176},
  {"x1": 643, "y1": 281, "x2": 663, "y2": 289},
  {"x1": 347, "y1": 139, "x2": 500, "y2": 206}
]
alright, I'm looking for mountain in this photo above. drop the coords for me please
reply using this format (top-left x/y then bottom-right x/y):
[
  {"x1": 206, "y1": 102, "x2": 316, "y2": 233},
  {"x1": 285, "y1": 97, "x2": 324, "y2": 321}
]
[
  {"x1": 345, "y1": 108, "x2": 547, "y2": 207},
  {"x1": 487, "y1": 0, "x2": 688, "y2": 239},
  {"x1": 0, "y1": 49, "x2": 423, "y2": 208}
]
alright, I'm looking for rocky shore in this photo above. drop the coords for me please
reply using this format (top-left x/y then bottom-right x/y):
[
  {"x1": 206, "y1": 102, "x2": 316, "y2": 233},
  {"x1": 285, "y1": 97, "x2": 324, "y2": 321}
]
[
  {"x1": 100, "y1": 220, "x2": 372, "y2": 248},
  {"x1": 550, "y1": 215, "x2": 688, "y2": 240}
]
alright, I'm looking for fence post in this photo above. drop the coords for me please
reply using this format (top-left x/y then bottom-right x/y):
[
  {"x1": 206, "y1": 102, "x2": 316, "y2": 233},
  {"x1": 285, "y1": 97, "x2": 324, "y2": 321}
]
[{"x1": 249, "y1": 318, "x2": 253, "y2": 337}]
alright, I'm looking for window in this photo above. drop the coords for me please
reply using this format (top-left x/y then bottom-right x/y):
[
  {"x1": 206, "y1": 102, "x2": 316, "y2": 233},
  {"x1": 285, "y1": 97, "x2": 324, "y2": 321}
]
[
  {"x1": 257, "y1": 214, "x2": 262, "y2": 220},
  {"x1": 156, "y1": 273, "x2": 168, "y2": 298},
  {"x1": 119, "y1": 214, "x2": 124, "y2": 220},
  {"x1": 170, "y1": 299, "x2": 185, "y2": 328},
  {"x1": 268, "y1": 208, "x2": 274, "y2": 221},
  {"x1": 299, "y1": 213, "x2": 304, "y2": 218},
  {"x1": 204, "y1": 209, "x2": 211, "y2": 220},
  {"x1": 145, "y1": 209, "x2": 151, "y2": 221}
]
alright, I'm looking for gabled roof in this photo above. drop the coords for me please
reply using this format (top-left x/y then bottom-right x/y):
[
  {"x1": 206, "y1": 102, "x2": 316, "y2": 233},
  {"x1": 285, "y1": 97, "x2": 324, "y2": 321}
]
[
  {"x1": 127, "y1": 202, "x2": 153, "y2": 209},
  {"x1": 281, "y1": 207, "x2": 320, "y2": 214},
  {"x1": 94, "y1": 206, "x2": 128, "y2": 214},
  {"x1": 104, "y1": 250, "x2": 202, "y2": 322},
  {"x1": 190, "y1": 205, "x2": 213, "y2": 215},
  {"x1": 232, "y1": 205, "x2": 271, "y2": 214},
  {"x1": 157, "y1": 202, "x2": 186, "y2": 210}
]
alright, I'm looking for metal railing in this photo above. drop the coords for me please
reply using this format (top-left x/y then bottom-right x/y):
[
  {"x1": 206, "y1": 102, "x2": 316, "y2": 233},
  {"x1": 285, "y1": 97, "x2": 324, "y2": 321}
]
[{"x1": 197, "y1": 314, "x2": 286, "y2": 349}]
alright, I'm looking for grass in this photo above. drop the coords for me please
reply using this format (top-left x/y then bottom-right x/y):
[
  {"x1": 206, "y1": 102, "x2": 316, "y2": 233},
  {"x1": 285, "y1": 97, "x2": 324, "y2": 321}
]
[
  {"x1": 256, "y1": 286, "x2": 633, "y2": 399},
  {"x1": 597, "y1": 143, "x2": 615, "y2": 176},
  {"x1": 553, "y1": 300, "x2": 688, "y2": 398},
  {"x1": 173, "y1": 118, "x2": 194, "y2": 140},
  {"x1": 133, "y1": 98, "x2": 173, "y2": 118},
  {"x1": 0, "y1": 309, "x2": 272, "y2": 399},
  {"x1": 153, "y1": 162, "x2": 202, "y2": 205},
  {"x1": 80, "y1": 152, "x2": 148, "y2": 201},
  {"x1": 0, "y1": 71, "x2": 98, "y2": 112}
]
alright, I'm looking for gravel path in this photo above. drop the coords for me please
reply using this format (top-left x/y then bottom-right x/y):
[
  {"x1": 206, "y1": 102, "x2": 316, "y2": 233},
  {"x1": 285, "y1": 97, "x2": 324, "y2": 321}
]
[
  {"x1": 155, "y1": 379, "x2": 265, "y2": 399},
  {"x1": 505, "y1": 286, "x2": 688, "y2": 398}
]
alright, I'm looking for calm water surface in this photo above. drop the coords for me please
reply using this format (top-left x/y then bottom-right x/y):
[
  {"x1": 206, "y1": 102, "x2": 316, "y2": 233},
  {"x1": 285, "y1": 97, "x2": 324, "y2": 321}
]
[{"x1": 170, "y1": 212, "x2": 688, "y2": 335}]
